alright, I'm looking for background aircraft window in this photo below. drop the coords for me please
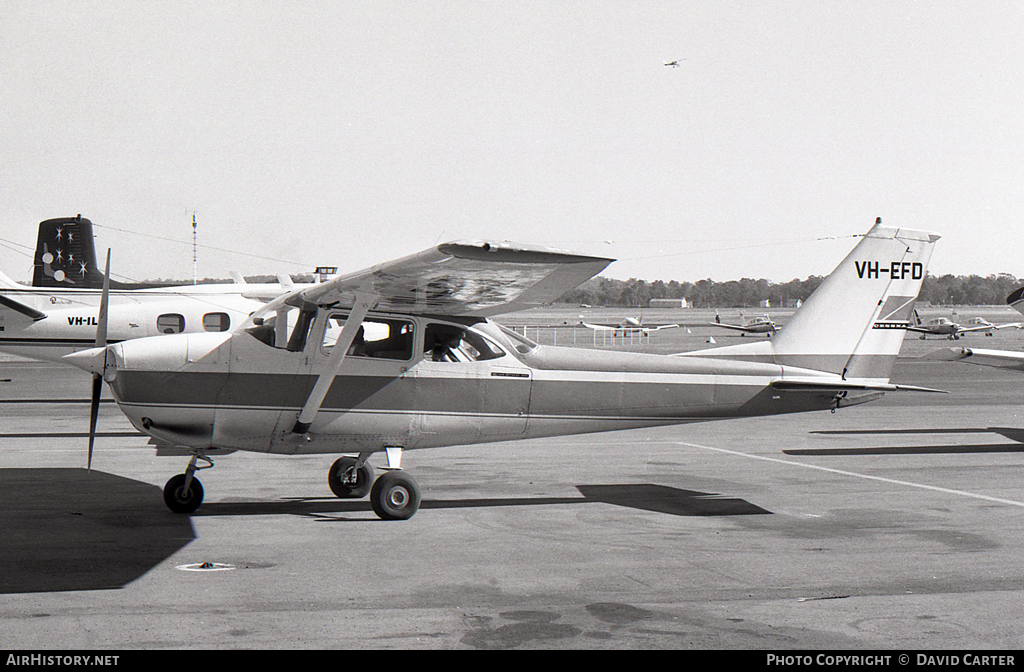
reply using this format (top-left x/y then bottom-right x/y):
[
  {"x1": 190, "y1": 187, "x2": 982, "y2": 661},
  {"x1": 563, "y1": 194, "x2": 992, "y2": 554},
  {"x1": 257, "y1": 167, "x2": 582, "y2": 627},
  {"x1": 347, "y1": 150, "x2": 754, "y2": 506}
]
[
  {"x1": 202, "y1": 312, "x2": 230, "y2": 332},
  {"x1": 323, "y1": 314, "x2": 414, "y2": 360},
  {"x1": 424, "y1": 323, "x2": 505, "y2": 362},
  {"x1": 157, "y1": 313, "x2": 185, "y2": 334}
]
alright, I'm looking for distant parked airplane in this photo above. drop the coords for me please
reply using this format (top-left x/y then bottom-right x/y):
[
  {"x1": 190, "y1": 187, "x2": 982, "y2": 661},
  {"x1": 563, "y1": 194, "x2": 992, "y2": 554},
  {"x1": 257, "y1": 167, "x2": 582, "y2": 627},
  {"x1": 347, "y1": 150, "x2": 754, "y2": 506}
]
[
  {"x1": 708, "y1": 314, "x2": 777, "y2": 337},
  {"x1": 580, "y1": 316, "x2": 678, "y2": 336},
  {"x1": 908, "y1": 311, "x2": 1020, "y2": 340}
]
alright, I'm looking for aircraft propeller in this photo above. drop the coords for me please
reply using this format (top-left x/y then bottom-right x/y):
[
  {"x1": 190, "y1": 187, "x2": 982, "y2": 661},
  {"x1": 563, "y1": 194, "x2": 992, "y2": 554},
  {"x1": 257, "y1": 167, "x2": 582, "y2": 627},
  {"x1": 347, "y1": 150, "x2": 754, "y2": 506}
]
[{"x1": 87, "y1": 249, "x2": 111, "y2": 470}]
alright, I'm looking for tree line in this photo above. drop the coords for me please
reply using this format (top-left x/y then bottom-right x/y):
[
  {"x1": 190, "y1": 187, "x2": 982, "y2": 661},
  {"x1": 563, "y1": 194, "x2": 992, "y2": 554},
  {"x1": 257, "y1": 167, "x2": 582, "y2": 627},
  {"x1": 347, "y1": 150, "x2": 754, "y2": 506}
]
[{"x1": 559, "y1": 273, "x2": 1024, "y2": 308}]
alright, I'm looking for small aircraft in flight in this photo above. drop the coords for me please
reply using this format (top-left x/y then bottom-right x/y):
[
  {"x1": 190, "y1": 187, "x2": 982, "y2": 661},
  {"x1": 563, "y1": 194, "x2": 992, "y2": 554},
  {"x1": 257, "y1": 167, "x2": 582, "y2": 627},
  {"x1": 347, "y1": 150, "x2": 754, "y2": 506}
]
[
  {"x1": 580, "y1": 316, "x2": 679, "y2": 337},
  {"x1": 664, "y1": 60, "x2": 684, "y2": 68},
  {"x1": 0, "y1": 215, "x2": 315, "y2": 363},
  {"x1": 708, "y1": 314, "x2": 777, "y2": 336},
  {"x1": 64, "y1": 219, "x2": 941, "y2": 520},
  {"x1": 907, "y1": 311, "x2": 1020, "y2": 340}
]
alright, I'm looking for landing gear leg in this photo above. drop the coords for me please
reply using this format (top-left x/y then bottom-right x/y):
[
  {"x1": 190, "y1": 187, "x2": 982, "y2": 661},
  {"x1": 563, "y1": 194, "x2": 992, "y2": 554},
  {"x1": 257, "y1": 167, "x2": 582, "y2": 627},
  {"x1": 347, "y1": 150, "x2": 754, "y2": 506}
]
[{"x1": 163, "y1": 452, "x2": 212, "y2": 514}]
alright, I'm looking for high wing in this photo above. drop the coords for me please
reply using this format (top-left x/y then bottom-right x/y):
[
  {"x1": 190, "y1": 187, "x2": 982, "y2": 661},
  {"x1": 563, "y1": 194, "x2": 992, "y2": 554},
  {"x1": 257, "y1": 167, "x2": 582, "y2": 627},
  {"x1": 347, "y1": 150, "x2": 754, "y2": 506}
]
[
  {"x1": 923, "y1": 346, "x2": 1024, "y2": 371},
  {"x1": 265, "y1": 241, "x2": 614, "y2": 317}
]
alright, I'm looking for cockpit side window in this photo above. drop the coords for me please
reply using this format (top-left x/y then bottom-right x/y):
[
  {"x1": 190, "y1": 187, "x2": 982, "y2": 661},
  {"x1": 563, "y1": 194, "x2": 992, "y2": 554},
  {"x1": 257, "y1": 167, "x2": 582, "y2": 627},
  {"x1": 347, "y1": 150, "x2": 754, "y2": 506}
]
[
  {"x1": 424, "y1": 323, "x2": 505, "y2": 363},
  {"x1": 245, "y1": 303, "x2": 317, "y2": 351},
  {"x1": 323, "y1": 314, "x2": 414, "y2": 360}
]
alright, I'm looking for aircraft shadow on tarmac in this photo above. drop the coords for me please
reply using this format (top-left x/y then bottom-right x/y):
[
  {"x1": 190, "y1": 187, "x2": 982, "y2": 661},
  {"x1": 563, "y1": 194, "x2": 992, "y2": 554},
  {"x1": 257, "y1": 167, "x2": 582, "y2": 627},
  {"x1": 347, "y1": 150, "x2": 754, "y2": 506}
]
[
  {"x1": 195, "y1": 483, "x2": 772, "y2": 519},
  {"x1": 0, "y1": 468, "x2": 195, "y2": 594},
  {"x1": 786, "y1": 427, "x2": 1024, "y2": 456},
  {"x1": 0, "y1": 473, "x2": 768, "y2": 595}
]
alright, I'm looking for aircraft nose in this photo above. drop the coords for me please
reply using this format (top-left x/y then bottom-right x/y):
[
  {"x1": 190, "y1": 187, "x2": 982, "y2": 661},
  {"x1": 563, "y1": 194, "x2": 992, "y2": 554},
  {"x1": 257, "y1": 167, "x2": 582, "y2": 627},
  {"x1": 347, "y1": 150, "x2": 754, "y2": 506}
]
[{"x1": 62, "y1": 346, "x2": 109, "y2": 376}]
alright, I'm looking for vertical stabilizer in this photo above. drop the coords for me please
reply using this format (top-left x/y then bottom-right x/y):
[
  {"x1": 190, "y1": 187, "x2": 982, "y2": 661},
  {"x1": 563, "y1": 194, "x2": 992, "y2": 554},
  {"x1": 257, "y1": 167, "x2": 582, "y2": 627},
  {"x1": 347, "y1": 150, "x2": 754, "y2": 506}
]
[
  {"x1": 688, "y1": 218, "x2": 940, "y2": 383},
  {"x1": 33, "y1": 215, "x2": 104, "y2": 288},
  {"x1": 770, "y1": 218, "x2": 939, "y2": 380}
]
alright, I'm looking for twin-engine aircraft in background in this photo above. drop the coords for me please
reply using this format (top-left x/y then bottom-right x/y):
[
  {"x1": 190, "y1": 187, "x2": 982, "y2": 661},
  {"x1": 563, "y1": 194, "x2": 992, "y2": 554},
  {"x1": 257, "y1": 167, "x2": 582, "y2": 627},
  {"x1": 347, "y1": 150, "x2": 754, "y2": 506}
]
[
  {"x1": 64, "y1": 218, "x2": 942, "y2": 521},
  {"x1": 708, "y1": 314, "x2": 777, "y2": 336},
  {"x1": 0, "y1": 215, "x2": 315, "y2": 363}
]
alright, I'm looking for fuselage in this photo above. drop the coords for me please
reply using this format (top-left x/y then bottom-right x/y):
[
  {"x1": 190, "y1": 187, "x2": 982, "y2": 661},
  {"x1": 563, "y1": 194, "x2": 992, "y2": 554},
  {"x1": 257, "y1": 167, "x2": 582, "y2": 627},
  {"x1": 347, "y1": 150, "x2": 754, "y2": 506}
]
[
  {"x1": 0, "y1": 284, "x2": 268, "y2": 362},
  {"x1": 89, "y1": 309, "x2": 851, "y2": 456}
]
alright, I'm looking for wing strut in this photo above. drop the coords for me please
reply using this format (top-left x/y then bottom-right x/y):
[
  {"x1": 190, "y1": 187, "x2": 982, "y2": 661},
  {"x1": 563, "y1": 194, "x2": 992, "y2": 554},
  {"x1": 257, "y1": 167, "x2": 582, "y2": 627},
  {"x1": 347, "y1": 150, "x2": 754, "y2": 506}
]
[{"x1": 291, "y1": 292, "x2": 375, "y2": 435}]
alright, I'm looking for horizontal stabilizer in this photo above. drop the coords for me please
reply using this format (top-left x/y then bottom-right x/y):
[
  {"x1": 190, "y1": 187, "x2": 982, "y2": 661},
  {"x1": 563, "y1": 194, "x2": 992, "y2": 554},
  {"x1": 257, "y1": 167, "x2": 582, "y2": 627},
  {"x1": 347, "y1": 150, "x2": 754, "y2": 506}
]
[{"x1": 771, "y1": 378, "x2": 946, "y2": 394}]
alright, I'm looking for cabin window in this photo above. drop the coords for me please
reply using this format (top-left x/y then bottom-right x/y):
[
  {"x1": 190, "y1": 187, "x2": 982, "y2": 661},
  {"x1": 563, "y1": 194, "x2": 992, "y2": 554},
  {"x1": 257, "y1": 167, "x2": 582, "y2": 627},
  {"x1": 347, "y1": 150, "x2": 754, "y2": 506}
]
[
  {"x1": 203, "y1": 312, "x2": 230, "y2": 332},
  {"x1": 245, "y1": 303, "x2": 317, "y2": 351},
  {"x1": 424, "y1": 323, "x2": 505, "y2": 362},
  {"x1": 157, "y1": 313, "x2": 185, "y2": 334},
  {"x1": 323, "y1": 314, "x2": 414, "y2": 360}
]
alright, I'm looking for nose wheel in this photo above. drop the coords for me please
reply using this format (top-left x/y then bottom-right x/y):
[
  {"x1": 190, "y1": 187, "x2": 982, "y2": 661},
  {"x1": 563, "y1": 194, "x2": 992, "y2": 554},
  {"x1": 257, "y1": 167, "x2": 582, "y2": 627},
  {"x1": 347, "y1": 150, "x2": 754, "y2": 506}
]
[{"x1": 163, "y1": 473, "x2": 204, "y2": 513}]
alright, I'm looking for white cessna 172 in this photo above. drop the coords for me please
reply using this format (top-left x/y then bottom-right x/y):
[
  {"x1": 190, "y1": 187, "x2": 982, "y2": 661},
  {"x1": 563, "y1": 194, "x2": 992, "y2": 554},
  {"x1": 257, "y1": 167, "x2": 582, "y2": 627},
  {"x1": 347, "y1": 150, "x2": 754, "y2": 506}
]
[
  {"x1": 63, "y1": 218, "x2": 941, "y2": 520},
  {"x1": 0, "y1": 215, "x2": 313, "y2": 363}
]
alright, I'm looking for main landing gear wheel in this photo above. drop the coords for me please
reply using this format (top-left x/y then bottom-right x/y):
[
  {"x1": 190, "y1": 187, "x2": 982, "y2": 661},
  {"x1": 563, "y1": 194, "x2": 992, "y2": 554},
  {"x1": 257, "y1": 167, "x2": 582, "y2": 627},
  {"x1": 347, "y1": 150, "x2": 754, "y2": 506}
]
[
  {"x1": 328, "y1": 456, "x2": 375, "y2": 499},
  {"x1": 163, "y1": 473, "x2": 204, "y2": 514},
  {"x1": 370, "y1": 471, "x2": 421, "y2": 521}
]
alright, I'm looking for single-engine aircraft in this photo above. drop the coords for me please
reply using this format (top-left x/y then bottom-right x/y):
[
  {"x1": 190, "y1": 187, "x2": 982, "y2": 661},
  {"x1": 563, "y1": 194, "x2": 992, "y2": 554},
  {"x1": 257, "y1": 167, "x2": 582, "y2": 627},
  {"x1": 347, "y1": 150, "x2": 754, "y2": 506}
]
[
  {"x1": 708, "y1": 314, "x2": 777, "y2": 336},
  {"x1": 923, "y1": 287, "x2": 1024, "y2": 369},
  {"x1": 0, "y1": 215, "x2": 314, "y2": 363},
  {"x1": 907, "y1": 311, "x2": 1020, "y2": 340},
  {"x1": 664, "y1": 60, "x2": 683, "y2": 67},
  {"x1": 580, "y1": 316, "x2": 679, "y2": 337},
  {"x1": 64, "y1": 219, "x2": 942, "y2": 520}
]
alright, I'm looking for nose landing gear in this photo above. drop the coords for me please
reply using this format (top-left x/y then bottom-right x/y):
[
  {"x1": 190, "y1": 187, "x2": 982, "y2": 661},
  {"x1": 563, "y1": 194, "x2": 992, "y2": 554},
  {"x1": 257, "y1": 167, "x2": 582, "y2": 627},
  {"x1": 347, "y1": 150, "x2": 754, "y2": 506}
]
[{"x1": 163, "y1": 452, "x2": 213, "y2": 514}]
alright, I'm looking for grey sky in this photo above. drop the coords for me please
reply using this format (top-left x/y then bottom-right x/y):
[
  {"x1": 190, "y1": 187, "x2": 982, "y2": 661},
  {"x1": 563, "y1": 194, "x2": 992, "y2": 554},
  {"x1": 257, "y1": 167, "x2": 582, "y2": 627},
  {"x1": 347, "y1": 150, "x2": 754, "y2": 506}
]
[{"x1": 2, "y1": 2, "x2": 1022, "y2": 285}]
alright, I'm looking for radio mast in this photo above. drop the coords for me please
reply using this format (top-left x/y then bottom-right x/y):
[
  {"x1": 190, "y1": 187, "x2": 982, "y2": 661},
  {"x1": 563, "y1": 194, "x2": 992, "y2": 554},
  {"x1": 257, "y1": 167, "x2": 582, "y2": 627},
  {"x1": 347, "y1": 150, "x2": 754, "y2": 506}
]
[{"x1": 192, "y1": 212, "x2": 197, "y2": 285}]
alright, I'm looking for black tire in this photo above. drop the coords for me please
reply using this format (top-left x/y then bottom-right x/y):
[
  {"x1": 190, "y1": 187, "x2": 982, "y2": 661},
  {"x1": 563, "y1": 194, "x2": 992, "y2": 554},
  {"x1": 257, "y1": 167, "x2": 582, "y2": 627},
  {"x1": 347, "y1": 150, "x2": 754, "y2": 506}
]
[
  {"x1": 163, "y1": 473, "x2": 204, "y2": 514},
  {"x1": 328, "y1": 456, "x2": 374, "y2": 499},
  {"x1": 370, "y1": 471, "x2": 420, "y2": 521}
]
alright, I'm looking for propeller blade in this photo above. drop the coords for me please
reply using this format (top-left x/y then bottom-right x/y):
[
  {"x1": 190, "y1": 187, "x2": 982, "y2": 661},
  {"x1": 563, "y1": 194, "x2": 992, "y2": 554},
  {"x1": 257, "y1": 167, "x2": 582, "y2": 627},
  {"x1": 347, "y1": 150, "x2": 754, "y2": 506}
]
[
  {"x1": 96, "y1": 249, "x2": 111, "y2": 347},
  {"x1": 88, "y1": 373, "x2": 102, "y2": 470},
  {"x1": 88, "y1": 249, "x2": 111, "y2": 470}
]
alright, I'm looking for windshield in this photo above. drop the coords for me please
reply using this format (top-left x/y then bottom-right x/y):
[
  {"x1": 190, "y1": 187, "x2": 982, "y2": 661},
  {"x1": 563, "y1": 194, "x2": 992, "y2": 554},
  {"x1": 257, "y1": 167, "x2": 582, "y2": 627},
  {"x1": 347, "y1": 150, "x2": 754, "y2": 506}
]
[{"x1": 489, "y1": 323, "x2": 538, "y2": 354}]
